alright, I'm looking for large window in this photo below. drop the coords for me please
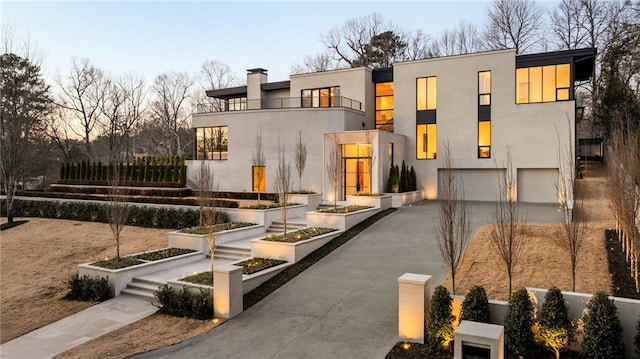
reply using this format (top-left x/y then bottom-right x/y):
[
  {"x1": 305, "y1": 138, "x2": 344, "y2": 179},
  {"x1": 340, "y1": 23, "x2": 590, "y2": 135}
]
[
  {"x1": 417, "y1": 124, "x2": 437, "y2": 159},
  {"x1": 196, "y1": 126, "x2": 228, "y2": 160},
  {"x1": 301, "y1": 86, "x2": 340, "y2": 108},
  {"x1": 516, "y1": 64, "x2": 570, "y2": 104},
  {"x1": 227, "y1": 97, "x2": 246, "y2": 111},
  {"x1": 376, "y1": 82, "x2": 394, "y2": 131},
  {"x1": 478, "y1": 71, "x2": 491, "y2": 158},
  {"x1": 417, "y1": 77, "x2": 437, "y2": 110}
]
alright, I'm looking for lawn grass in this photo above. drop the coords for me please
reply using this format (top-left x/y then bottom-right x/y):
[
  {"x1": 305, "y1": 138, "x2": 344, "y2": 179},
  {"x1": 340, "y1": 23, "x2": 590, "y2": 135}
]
[{"x1": 242, "y1": 208, "x2": 396, "y2": 310}]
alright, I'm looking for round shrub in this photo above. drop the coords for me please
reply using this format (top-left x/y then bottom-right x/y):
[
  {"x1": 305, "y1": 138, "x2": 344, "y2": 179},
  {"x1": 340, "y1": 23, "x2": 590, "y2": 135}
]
[
  {"x1": 460, "y1": 286, "x2": 490, "y2": 323},
  {"x1": 539, "y1": 287, "x2": 572, "y2": 359},
  {"x1": 582, "y1": 291, "x2": 625, "y2": 359},
  {"x1": 504, "y1": 287, "x2": 535, "y2": 357},
  {"x1": 426, "y1": 285, "x2": 454, "y2": 349}
]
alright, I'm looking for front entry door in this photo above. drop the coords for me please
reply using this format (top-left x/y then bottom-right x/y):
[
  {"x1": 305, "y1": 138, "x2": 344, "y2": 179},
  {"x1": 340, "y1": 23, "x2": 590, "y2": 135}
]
[{"x1": 343, "y1": 158, "x2": 371, "y2": 197}]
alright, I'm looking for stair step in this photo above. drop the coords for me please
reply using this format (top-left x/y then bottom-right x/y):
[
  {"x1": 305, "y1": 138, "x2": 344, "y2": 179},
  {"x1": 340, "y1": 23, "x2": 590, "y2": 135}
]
[
  {"x1": 127, "y1": 281, "x2": 161, "y2": 292},
  {"x1": 122, "y1": 288, "x2": 156, "y2": 300},
  {"x1": 131, "y1": 277, "x2": 165, "y2": 287}
]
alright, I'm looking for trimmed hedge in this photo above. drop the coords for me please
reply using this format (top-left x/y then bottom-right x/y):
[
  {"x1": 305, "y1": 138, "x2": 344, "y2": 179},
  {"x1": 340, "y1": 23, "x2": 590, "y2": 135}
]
[
  {"x1": 155, "y1": 285, "x2": 212, "y2": 320},
  {"x1": 208, "y1": 191, "x2": 280, "y2": 202},
  {"x1": 57, "y1": 179, "x2": 186, "y2": 188},
  {"x1": 65, "y1": 274, "x2": 111, "y2": 302},
  {"x1": 1, "y1": 199, "x2": 205, "y2": 229},
  {"x1": 47, "y1": 185, "x2": 193, "y2": 197}
]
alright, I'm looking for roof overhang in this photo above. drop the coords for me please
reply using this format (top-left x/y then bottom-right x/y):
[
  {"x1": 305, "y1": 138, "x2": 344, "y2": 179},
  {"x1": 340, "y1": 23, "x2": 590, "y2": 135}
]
[{"x1": 516, "y1": 48, "x2": 597, "y2": 82}]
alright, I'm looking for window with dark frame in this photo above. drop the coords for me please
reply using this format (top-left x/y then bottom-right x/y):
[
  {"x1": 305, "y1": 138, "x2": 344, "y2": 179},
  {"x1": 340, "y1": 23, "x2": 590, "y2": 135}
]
[
  {"x1": 301, "y1": 86, "x2": 340, "y2": 108},
  {"x1": 376, "y1": 82, "x2": 394, "y2": 132},
  {"x1": 416, "y1": 76, "x2": 437, "y2": 159},
  {"x1": 478, "y1": 71, "x2": 491, "y2": 158},
  {"x1": 195, "y1": 126, "x2": 228, "y2": 160}
]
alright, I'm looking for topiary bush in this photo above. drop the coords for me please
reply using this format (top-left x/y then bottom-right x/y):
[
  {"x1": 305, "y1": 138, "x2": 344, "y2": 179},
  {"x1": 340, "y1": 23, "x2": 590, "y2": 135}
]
[
  {"x1": 426, "y1": 285, "x2": 454, "y2": 349},
  {"x1": 504, "y1": 287, "x2": 535, "y2": 357},
  {"x1": 154, "y1": 285, "x2": 212, "y2": 320},
  {"x1": 387, "y1": 165, "x2": 399, "y2": 193},
  {"x1": 539, "y1": 287, "x2": 572, "y2": 359},
  {"x1": 582, "y1": 291, "x2": 625, "y2": 359},
  {"x1": 460, "y1": 286, "x2": 490, "y2": 324},
  {"x1": 65, "y1": 273, "x2": 111, "y2": 302}
]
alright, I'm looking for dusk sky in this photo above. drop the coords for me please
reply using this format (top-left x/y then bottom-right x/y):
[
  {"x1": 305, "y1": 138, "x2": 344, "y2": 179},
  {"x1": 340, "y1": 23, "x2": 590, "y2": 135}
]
[{"x1": 3, "y1": 1, "x2": 557, "y2": 85}]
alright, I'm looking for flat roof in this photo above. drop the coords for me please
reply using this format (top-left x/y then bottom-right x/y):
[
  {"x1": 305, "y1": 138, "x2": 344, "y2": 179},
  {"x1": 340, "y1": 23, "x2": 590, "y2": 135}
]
[{"x1": 516, "y1": 48, "x2": 597, "y2": 81}]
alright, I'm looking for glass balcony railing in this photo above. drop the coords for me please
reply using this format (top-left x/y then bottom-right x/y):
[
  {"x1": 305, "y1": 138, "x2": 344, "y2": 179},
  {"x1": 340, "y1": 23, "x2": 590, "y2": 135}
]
[{"x1": 195, "y1": 96, "x2": 363, "y2": 114}]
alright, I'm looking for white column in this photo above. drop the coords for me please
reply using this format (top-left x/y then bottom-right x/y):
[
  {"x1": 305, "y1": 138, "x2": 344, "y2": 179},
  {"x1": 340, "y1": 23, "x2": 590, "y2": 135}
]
[
  {"x1": 397, "y1": 273, "x2": 432, "y2": 344},
  {"x1": 214, "y1": 264, "x2": 243, "y2": 319}
]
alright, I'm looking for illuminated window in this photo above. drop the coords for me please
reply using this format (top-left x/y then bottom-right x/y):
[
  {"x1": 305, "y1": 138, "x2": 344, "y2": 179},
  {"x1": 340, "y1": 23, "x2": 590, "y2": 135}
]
[
  {"x1": 479, "y1": 71, "x2": 491, "y2": 105},
  {"x1": 227, "y1": 97, "x2": 246, "y2": 111},
  {"x1": 252, "y1": 166, "x2": 265, "y2": 192},
  {"x1": 376, "y1": 82, "x2": 394, "y2": 131},
  {"x1": 195, "y1": 126, "x2": 228, "y2": 160},
  {"x1": 478, "y1": 121, "x2": 491, "y2": 158},
  {"x1": 417, "y1": 124, "x2": 437, "y2": 159},
  {"x1": 516, "y1": 64, "x2": 571, "y2": 104},
  {"x1": 301, "y1": 86, "x2": 340, "y2": 108},
  {"x1": 417, "y1": 76, "x2": 437, "y2": 110}
]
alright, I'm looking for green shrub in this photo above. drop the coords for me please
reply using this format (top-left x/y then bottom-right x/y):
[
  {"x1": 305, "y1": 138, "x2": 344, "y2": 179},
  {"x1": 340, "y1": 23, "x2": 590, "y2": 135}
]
[
  {"x1": 539, "y1": 287, "x2": 572, "y2": 359},
  {"x1": 387, "y1": 165, "x2": 399, "y2": 193},
  {"x1": 154, "y1": 285, "x2": 212, "y2": 320},
  {"x1": 65, "y1": 273, "x2": 111, "y2": 301},
  {"x1": 504, "y1": 288, "x2": 535, "y2": 357},
  {"x1": 460, "y1": 286, "x2": 490, "y2": 324},
  {"x1": 635, "y1": 316, "x2": 640, "y2": 358},
  {"x1": 410, "y1": 166, "x2": 417, "y2": 191},
  {"x1": 582, "y1": 291, "x2": 625, "y2": 359},
  {"x1": 400, "y1": 161, "x2": 408, "y2": 192},
  {"x1": 426, "y1": 285, "x2": 454, "y2": 349}
]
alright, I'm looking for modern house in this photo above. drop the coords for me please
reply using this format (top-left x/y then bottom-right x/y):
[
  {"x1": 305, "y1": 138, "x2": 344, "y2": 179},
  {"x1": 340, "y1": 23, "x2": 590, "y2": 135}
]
[{"x1": 187, "y1": 48, "x2": 596, "y2": 204}]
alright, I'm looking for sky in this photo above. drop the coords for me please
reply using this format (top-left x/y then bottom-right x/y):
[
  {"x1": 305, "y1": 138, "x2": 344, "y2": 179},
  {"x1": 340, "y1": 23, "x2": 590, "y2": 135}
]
[{"x1": 2, "y1": 1, "x2": 556, "y2": 86}]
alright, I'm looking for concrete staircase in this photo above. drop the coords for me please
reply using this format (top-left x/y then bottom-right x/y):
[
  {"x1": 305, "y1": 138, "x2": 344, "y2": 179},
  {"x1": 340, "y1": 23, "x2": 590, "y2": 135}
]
[
  {"x1": 267, "y1": 220, "x2": 307, "y2": 234},
  {"x1": 121, "y1": 277, "x2": 164, "y2": 301},
  {"x1": 215, "y1": 244, "x2": 251, "y2": 261}
]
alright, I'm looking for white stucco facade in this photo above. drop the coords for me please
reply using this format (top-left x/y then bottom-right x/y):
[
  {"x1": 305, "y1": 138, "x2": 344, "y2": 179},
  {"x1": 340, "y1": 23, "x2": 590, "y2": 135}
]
[{"x1": 189, "y1": 48, "x2": 595, "y2": 204}]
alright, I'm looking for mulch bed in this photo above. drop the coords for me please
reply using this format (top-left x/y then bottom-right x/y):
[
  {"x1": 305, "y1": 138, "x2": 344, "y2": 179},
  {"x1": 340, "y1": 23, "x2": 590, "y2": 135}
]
[{"x1": 605, "y1": 229, "x2": 640, "y2": 299}]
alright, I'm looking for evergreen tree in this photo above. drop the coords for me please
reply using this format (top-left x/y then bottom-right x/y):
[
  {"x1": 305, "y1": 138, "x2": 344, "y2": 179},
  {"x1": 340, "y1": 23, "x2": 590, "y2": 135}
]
[
  {"x1": 539, "y1": 287, "x2": 572, "y2": 359},
  {"x1": 504, "y1": 288, "x2": 535, "y2": 357},
  {"x1": 426, "y1": 285, "x2": 454, "y2": 348},
  {"x1": 410, "y1": 166, "x2": 417, "y2": 191},
  {"x1": 582, "y1": 291, "x2": 625, "y2": 359},
  {"x1": 400, "y1": 160, "x2": 408, "y2": 192},
  {"x1": 460, "y1": 286, "x2": 490, "y2": 324},
  {"x1": 387, "y1": 165, "x2": 399, "y2": 193}
]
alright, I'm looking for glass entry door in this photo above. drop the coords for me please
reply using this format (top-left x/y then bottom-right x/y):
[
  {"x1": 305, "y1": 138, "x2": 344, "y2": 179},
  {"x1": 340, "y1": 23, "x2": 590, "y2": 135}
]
[{"x1": 342, "y1": 143, "x2": 372, "y2": 197}]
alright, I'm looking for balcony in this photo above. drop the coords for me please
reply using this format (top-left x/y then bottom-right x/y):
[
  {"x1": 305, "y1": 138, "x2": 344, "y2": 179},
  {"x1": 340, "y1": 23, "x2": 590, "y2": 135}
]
[{"x1": 195, "y1": 96, "x2": 363, "y2": 114}]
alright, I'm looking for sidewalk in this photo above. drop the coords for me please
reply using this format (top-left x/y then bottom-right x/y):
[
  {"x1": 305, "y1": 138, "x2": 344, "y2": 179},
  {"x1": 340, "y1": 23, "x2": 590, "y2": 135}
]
[{"x1": 0, "y1": 296, "x2": 157, "y2": 359}]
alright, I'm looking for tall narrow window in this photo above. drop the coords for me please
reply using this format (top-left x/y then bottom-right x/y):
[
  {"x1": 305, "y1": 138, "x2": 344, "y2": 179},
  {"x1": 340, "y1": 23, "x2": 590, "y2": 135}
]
[
  {"x1": 416, "y1": 76, "x2": 437, "y2": 159},
  {"x1": 478, "y1": 71, "x2": 491, "y2": 158},
  {"x1": 252, "y1": 166, "x2": 265, "y2": 192},
  {"x1": 376, "y1": 82, "x2": 394, "y2": 131}
]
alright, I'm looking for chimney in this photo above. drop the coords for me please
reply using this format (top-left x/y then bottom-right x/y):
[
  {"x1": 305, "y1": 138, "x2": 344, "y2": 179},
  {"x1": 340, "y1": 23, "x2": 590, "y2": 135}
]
[{"x1": 247, "y1": 68, "x2": 267, "y2": 109}]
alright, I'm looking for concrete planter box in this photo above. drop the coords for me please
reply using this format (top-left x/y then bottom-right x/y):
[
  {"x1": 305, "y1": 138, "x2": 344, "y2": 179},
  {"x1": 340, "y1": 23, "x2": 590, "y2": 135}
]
[
  {"x1": 288, "y1": 193, "x2": 323, "y2": 211},
  {"x1": 306, "y1": 206, "x2": 381, "y2": 231},
  {"x1": 384, "y1": 190, "x2": 424, "y2": 207},
  {"x1": 250, "y1": 231, "x2": 342, "y2": 263},
  {"x1": 346, "y1": 194, "x2": 392, "y2": 210},
  {"x1": 225, "y1": 205, "x2": 307, "y2": 227},
  {"x1": 166, "y1": 279, "x2": 213, "y2": 296},
  {"x1": 78, "y1": 250, "x2": 205, "y2": 297},
  {"x1": 168, "y1": 224, "x2": 264, "y2": 253},
  {"x1": 241, "y1": 261, "x2": 292, "y2": 294}
]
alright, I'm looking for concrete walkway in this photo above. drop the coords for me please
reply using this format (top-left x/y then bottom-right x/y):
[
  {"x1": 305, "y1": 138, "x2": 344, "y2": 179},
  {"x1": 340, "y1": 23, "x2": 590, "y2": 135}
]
[
  {"x1": 136, "y1": 201, "x2": 561, "y2": 359},
  {"x1": 0, "y1": 296, "x2": 157, "y2": 359}
]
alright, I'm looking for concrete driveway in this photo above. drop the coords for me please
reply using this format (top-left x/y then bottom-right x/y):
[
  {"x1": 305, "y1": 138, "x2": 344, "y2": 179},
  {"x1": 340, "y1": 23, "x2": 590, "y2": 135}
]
[{"x1": 137, "y1": 201, "x2": 561, "y2": 359}]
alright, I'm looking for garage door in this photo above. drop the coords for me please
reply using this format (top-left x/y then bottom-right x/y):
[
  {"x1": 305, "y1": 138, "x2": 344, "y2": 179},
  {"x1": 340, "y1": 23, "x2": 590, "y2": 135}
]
[
  {"x1": 438, "y1": 169, "x2": 505, "y2": 202},
  {"x1": 517, "y1": 168, "x2": 559, "y2": 203}
]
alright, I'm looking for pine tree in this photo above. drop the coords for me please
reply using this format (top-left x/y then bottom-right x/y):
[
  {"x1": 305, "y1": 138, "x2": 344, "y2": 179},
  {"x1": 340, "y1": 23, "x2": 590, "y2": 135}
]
[
  {"x1": 539, "y1": 287, "x2": 572, "y2": 359},
  {"x1": 582, "y1": 291, "x2": 625, "y2": 359},
  {"x1": 460, "y1": 286, "x2": 490, "y2": 324},
  {"x1": 504, "y1": 288, "x2": 535, "y2": 357}
]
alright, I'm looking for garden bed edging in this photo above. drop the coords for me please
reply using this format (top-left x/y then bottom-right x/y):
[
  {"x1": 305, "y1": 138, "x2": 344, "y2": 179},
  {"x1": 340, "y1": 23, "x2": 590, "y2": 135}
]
[{"x1": 250, "y1": 231, "x2": 342, "y2": 263}]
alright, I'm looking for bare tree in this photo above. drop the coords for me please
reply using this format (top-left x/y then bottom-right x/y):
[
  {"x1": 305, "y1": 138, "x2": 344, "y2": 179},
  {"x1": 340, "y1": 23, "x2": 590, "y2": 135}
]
[
  {"x1": 403, "y1": 30, "x2": 436, "y2": 61},
  {"x1": 274, "y1": 140, "x2": 292, "y2": 235},
  {"x1": 1, "y1": 52, "x2": 51, "y2": 223},
  {"x1": 252, "y1": 131, "x2": 266, "y2": 206},
  {"x1": 56, "y1": 57, "x2": 107, "y2": 159},
  {"x1": 291, "y1": 52, "x2": 338, "y2": 74},
  {"x1": 430, "y1": 22, "x2": 482, "y2": 57},
  {"x1": 44, "y1": 106, "x2": 77, "y2": 163},
  {"x1": 192, "y1": 60, "x2": 241, "y2": 112},
  {"x1": 484, "y1": 0, "x2": 544, "y2": 54},
  {"x1": 436, "y1": 143, "x2": 472, "y2": 295},
  {"x1": 149, "y1": 71, "x2": 193, "y2": 156},
  {"x1": 196, "y1": 163, "x2": 220, "y2": 307},
  {"x1": 105, "y1": 160, "x2": 130, "y2": 261},
  {"x1": 550, "y1": 0, "x2": 588, "y2": 50},
  {"x1": 554, "y1": 194, "x2": 589, "y2": 292},
  {"x1": 326, "y1": 136, "x2": 342, "y2": 209},
  {"x1": 294, "y1": 131, "x2": 307, "y2": 192},
  {"x1": 99, "y1": 73, "x2": 146, "y2": 160},
  {"x1": 489, "y1": 150, "x2": 527, "y2": 296}
]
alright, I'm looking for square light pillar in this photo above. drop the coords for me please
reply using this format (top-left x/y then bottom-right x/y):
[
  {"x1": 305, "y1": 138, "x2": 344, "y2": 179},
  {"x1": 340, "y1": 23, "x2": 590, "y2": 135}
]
[
  {"x1": 213, "y1": 264, "x2": 243, "y2": 319},
  {"x1": 397, "y1": 273, "x2": 432, "y2": 343},
  {"x1": 454, "y1": 320, "x2": 504, "y2": 359}
]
